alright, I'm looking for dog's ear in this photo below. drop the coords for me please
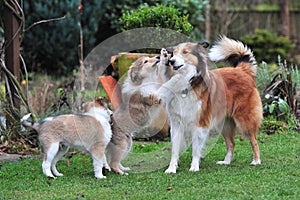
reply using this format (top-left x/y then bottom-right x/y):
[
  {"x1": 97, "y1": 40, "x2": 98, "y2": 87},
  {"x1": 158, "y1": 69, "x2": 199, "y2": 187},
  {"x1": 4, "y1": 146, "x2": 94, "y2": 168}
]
[
  {"x1": 129, "y1": 57, "x2": 146, "y2": 85},
  {"x1": 197, "y1": 40, "x2": 210, "y2": 49}
]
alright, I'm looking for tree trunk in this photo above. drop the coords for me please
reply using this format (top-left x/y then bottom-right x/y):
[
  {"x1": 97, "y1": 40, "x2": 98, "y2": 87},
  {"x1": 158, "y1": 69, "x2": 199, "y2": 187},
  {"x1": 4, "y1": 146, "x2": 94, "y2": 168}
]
[
  {"x1": 3, "y1": 0, "x2": 21, "y2": 128},
  {"x1": 279, "y1": 0, "x2": 290, "y2": 38},
  {"x1": 205, "y1": 1, "x2": 211, "y2": 41}
]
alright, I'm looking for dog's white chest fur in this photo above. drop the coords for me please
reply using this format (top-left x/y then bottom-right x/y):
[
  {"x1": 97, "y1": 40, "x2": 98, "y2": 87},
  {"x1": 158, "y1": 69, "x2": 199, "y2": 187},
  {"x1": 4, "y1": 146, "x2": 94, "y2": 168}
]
[
  {"x1": 85, "y1": 108, "x2": 112, "y2": 144},
  {"x1": 168, "y1": 89, "x2": 201, "y2": 131},
  {"x1": 158, "y1": 73, "x2": 202, "y2": 135}
]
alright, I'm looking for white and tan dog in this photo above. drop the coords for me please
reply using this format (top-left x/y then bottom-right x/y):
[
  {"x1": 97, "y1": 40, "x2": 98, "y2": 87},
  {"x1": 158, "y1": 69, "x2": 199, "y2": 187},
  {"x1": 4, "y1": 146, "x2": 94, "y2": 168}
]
[
  {"x1": 107, "y1": 49, "x2": 168, "y2": 174},
  {"x1": 21, "y1": 97, "x2": 112, "y2": 179},
  {"x1": 155, "y1": 36, "x2": 263, "y2": 173}
]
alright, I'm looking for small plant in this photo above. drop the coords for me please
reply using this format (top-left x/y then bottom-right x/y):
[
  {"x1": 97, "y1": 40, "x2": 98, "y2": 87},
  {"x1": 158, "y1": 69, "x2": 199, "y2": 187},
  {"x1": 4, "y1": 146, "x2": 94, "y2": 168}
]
[
  {"x1": 263, "y1": 94, "x2": 290, "y2": 118},
  {"x1": 260, "y1": 116, "x2": 289, "y2": 135},
  {"x1": 260, "y1": 57, "x2": 300, "y2": 126}
]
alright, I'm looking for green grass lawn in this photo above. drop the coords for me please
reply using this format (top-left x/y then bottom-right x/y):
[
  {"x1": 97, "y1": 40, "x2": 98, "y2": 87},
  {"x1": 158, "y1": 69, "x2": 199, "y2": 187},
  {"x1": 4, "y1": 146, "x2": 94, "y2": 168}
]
[{"x1": 0, "y1": 131, "x2": 299, "y2": 200}]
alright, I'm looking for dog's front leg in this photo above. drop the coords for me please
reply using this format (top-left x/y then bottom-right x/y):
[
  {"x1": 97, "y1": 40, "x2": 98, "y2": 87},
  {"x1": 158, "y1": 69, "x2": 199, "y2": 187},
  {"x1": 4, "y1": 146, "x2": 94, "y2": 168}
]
[
  {"x1": 190, "y1": 127, "x2": 209, "y2": 172},
  {"x1": 165, "y1": 127, "x2": 183, "y2": 174}
]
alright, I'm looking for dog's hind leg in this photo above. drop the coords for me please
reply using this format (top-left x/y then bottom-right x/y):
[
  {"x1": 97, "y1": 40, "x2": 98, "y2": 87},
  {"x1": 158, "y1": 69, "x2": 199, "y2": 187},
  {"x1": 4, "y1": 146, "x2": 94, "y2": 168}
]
[
  {"x1": 107, "y1": 143, "x2": 127, "y2": 175},
  {"x1": 42, "y1": 142, "x2": 59, "y2": 178},
  {"x1": 51, "y1": 144, "x2": 69, "y2": 177},
  {"x1": 249, "y1": 132, "x2": 261, "y2": 165},
  {"x1": 217, "y1": 118, "x2": 236, "y2": 165},
  {"x1": 119, "y1": 163, "x2": 130, "y2": 172},
  {"x1": 190, "y1": 127, "x2": 209, "y2": 172}
]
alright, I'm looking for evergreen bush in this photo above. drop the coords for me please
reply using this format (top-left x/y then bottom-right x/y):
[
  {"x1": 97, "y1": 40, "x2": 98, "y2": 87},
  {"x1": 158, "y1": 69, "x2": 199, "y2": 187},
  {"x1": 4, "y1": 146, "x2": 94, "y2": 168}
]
[
  {"x1": 120, "y1": 4, "x2": 193, "y2": 35},
  {"x1": 241, "y1": 29, "x2": 295, "y2": 63}
]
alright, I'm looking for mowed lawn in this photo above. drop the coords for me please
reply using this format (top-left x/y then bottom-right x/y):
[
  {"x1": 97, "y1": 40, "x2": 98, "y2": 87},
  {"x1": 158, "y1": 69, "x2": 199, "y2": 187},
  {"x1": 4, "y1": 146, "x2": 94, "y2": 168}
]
[{"x1": 0, "y1": 131, "x2": 299, "y2": 200}]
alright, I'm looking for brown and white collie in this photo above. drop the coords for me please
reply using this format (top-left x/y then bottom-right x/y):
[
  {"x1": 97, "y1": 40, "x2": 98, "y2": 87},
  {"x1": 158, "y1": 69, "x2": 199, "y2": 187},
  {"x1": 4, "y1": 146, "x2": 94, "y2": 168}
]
[{"x1": 155, "y1": 36, "x2": 263, "y2": 173}]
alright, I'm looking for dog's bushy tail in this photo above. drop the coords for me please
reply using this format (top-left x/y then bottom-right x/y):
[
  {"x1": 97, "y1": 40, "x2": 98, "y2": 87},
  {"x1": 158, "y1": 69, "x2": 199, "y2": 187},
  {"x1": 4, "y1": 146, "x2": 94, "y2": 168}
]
[
  {"x1": 209, "y1": 36, "x2": 257, "y2": 76},
  {"x1": 20, "y1": 113, "x2": 39, "y2": 130}
]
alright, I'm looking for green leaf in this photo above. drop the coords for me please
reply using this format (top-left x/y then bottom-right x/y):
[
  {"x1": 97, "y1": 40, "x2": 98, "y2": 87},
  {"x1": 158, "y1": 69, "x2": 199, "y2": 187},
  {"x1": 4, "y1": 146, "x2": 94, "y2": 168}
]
[
  {"x1": 278, "y1": 99, "x2": 290, "y2": 113},
  {"x1": 269, "y1": 103, "x2": 276, "y2": 114}
]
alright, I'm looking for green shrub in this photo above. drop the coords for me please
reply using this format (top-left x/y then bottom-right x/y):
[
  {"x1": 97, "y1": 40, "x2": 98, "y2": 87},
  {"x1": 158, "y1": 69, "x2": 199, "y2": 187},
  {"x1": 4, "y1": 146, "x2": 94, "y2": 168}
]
[
  {"x1": 241, "y1": 29, "x2": 295, "y2": 63},
  {"x1": 97, "y1": 0, "x2": 206, "y2": 43},
  {"x1": 120, "y1": 4, "x2": 193, "y2": 35}
]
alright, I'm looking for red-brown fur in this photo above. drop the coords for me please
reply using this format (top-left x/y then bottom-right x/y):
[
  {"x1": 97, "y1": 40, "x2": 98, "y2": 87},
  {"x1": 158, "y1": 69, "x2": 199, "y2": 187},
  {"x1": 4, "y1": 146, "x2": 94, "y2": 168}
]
[{"x1": 196, "y1": 63, "x2": 262, "y2": 163}]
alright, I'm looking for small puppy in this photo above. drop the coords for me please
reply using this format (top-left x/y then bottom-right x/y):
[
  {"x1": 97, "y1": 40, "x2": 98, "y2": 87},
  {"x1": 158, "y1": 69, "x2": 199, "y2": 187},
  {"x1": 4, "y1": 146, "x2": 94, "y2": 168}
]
[
  {"x1": 107, "y1": 50, "x2": 167, "y2": 174},
  {"x1": 122, "y1": 49, "x2": 171, "y2": 138},
  {"x1": 21, "y1": 97, "x2": 112, "y2": 179}
]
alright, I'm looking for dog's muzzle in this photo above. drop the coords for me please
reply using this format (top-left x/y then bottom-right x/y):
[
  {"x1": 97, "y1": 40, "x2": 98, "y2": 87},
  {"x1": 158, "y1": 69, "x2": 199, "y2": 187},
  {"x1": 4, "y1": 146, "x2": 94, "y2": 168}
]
[
  {"x1": 173, "y1": 65, "x2": 183, "y2": 70},
  {"x1": 169, "y1": 59, "x2": 183, "y2": 70},
  {"x1": 152, "y1": 56, "x2": 160, "y2": 67}
]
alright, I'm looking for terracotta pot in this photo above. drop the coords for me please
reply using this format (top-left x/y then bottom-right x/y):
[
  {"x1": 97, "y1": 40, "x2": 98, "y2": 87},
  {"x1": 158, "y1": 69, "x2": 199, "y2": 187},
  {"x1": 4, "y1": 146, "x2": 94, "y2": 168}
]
[{"x1": 99, "y1": 75, "x2": 122, "y2": 110}]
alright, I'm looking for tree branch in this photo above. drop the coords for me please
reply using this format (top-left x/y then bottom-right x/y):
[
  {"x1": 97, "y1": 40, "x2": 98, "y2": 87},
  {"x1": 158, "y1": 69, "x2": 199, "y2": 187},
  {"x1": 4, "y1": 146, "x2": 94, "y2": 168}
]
[
  {"x1": 0, "y1": 59, "x2": 37, "y2": 122},
  {"x1": 24, "y1": 15, "x2": 66, "y2": 32}
]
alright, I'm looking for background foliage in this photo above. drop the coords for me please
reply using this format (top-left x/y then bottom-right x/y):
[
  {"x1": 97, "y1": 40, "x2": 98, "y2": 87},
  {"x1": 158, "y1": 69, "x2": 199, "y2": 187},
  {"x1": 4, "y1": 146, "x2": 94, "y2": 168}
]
[
  {"x1": 20, "y1": 0, "x2": 206, "y2": 76},
  {"x1": 241, "y1": 29, "x2": 295, "y2": 63},
  {"x1": 22, "y1": 0, "x2": 104, "y2": 76},
  {"x1": 120, "y1": 4, "x2": 193, "y2": 35}
]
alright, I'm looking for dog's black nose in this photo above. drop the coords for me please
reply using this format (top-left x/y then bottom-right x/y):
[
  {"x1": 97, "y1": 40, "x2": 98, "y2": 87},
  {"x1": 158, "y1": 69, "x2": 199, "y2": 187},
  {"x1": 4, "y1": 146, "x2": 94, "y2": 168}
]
[{"x1": 169, "y1": 59, "x2": 176, "y2": 65}]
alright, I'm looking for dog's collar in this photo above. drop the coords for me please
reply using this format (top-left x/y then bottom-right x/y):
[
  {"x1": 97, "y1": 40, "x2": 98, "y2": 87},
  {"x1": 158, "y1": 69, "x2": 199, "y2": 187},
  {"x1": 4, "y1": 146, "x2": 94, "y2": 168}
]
[
  {"x1": 181, "y1": 88, "x2": 188, "y2": 98},
  {"x1": 180, "y1": 74, "x2": 203, "y2": 98}
]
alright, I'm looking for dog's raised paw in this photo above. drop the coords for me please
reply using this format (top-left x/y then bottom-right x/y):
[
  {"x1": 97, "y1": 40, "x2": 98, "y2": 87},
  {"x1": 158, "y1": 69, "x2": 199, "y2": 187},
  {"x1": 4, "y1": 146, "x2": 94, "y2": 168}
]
[
  {"x1": 160, "y1": 48, "x2": 168, "y2": 57},
  {"x1": 143, "y1": 94, "x2": 161, "y2": 106},
  {"x1": 160, "y1": 48, "x2": 169, "y2": 65}
]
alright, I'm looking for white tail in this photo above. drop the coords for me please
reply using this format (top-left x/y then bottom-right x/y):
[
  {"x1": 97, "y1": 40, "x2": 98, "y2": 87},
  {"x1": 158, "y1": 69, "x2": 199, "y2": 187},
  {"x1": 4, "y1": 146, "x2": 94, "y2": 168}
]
[
  {"x1": 209, "y1": 36, "x2": 257, "y2": 76},
  {"x1": 20, "y1": 113, "x2": 32, "y2": 123},
  {"x1": 20, "y1": 113, "x2": 39, "y2": 130}
]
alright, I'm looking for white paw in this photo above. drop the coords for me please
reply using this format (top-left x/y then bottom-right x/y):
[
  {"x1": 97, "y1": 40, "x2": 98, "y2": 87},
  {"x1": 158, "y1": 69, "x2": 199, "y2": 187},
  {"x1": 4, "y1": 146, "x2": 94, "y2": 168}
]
[
  {"x1": 54, "y1": 172, "x2": 64, "y2": 177},
  {"x1": 95, "y1": 174, "x2": 106, "y2": 179},
  {"x1": 216, "y1": 161, "x2": 231, "y2": 165},
  {"x1": 43, "y1": 169, "x2": 55, "y2": 178},
  {"x1": 104, "y1": 166, "x2": 111, "y2": 172},
  {"x1": 122, "y1": 167, "x2": 131, "y2": 172},
  {"x1": 165, "y1": 166, "x2": 177, "y2": 174},
  {"x1": 189, "y1": 165, "x2": 199, "y2": 172},
  {"x1": 251, "y1": 159, "x2": 261, "y2": 165}
]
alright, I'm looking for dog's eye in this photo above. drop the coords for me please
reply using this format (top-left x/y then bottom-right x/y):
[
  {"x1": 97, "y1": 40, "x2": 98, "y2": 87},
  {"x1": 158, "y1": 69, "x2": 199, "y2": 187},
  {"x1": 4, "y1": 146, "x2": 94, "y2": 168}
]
[
  {"x1": 183, "y1": 50, "x2": 189, "y2": 54},
  {"x1": 144, "y1": 60, "x2": 148, "y2": 64}
]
